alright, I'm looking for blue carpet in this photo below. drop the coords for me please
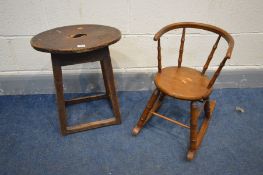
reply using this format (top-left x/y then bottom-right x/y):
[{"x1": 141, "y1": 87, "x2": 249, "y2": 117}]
[{"x1": 0, "y1": 88, "x2": 263, "y2": 175}]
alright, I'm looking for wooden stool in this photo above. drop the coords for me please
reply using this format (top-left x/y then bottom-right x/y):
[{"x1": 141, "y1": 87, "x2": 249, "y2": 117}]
[
  {"x1": 31, "y1": 24, "x2": 121, "y2": 135},
  {"x1": 132, "y1": 22, "x2": 234, "y2": 160}
]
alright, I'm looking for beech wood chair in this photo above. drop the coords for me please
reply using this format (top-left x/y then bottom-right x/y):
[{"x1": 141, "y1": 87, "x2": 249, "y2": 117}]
[{"x1": 132, "y1": 22, "x2": 234, "y2": 160}]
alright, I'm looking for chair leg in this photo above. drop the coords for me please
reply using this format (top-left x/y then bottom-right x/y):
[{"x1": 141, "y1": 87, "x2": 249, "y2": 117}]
[
  {"x1": 196, "y1": 99, "x2": 216, "y2": 149},
  {"x1": 187, "y1": 101, "x2": 200, "y2": 160},
  {"x1": 187, "y1": 99, "x2": 216, "y2": 160},
  {"x1": 132, "y1": 89, "x2": 161, "y2": 136},
  {"x1": 143, "y1": 93, "x2": 165, "y2": 125},
  {"x1": 204, "y1": 98, "x2": 211, "y2": 119}
]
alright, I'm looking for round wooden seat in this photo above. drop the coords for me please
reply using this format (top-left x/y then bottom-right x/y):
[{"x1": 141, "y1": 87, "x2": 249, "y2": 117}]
[
  {"x1": 154, "y1": 67, "x2": 212, "y2": 100},
  {"x1": 31, "y1": 24, "x2": 121, "y2": 54}
]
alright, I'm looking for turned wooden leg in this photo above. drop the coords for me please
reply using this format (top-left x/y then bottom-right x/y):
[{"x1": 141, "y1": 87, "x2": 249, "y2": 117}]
[
  {"x1": 143, "y1": 93, "x2": 165, "y2": 125},
  {"x1": 187, "y1": 99, "x2": 216, "y2": 160},
  {"x1": 100, "y1": 48, "x2": 121, "y2": 124},
  {"x1": 132, "y1": 89, "x2": 160, "y2": 136},
  {"x1": 204, "y1": 98, "x2": 211, "y2": 119},
  {"x1": 195, "y1": 99, "x2": 216, "y2": 149},
  {"x1": 51, "y1": 57, "x2": 68, "y2": 136},
  {"x1": 187, "y1": 101, "x2": 199, "y2": 160}
]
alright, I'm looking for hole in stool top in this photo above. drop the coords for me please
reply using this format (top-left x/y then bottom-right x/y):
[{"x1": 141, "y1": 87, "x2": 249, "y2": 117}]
[
  {"x1": 31, "y1": 24, "x2": 121, "y2": 53},
  {"x1": 70, "y1": 33, "x2": 87, "y2": 38}
]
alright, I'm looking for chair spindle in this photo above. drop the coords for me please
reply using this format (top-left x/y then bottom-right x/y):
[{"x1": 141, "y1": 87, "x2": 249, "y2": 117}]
[
  {"x1": 202, "y1": 35, "x2": 221, "y2": 74},
  {"x1": 157, "y1": 39, "x2": 162, "y2": 72},
  {"x1": 178, "y1": 28, "x2": 186, "y2": 68},
  {"x1": 207, "y1": 56, "x2": 228, "y2": 88}
]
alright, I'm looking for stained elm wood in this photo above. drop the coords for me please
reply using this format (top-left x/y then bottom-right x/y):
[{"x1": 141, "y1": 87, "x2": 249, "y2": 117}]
[
  {"x1": 31, "y1": 24, "x2": 122, "y2": 135},
  {"x1": 154, "y1": 67, "x2": 212, "y2": 100},
  {"x1": 31, "y1": 24, "x2": 121, "y2": 54},
  {"x1": 132, "y1": 22, "x2": 234, "y2": 160}
]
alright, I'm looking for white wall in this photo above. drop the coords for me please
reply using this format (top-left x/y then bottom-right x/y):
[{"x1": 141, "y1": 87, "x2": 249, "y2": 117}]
[{"x1": 0, "y1": 0, "x2": 263, "y2": 75}]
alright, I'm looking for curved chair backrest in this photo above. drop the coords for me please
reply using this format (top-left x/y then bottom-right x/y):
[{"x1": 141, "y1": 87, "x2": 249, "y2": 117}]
[{"x1": 153, "y1": 22, "x2": 234, "y2": 89}]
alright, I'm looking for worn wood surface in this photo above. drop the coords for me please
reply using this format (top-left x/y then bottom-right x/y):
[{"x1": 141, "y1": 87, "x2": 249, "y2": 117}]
[
  {"x1": 31, "y1": 24, "x2": 121, "y2": 54},
  {"x1": 32, "y1": 25, "x2": 122, "y2": 135},
  {"x1": 51, "y1": 48, "x2": 121, "y2": 135},
  {"x1": 51, "y1": 57, "x2": 68, "y2": 135},
  {"x1": 155, "y1": 66, "x2": 212, "y2": 100},
  {"x1": 100, "y1": 48, "x2": 121, "y2": 124}
]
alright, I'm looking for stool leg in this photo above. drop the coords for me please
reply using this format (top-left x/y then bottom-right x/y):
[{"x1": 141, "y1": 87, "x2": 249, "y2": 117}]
[
  {"x1": 51, "y1": 57, "x2": 67, "y2": 135},
  {"x1": 100, "y1": 61, "x2": 109, "y2": 96},
  {"x1": 100, "y1": 49, "x2": 121, "y2": 124}
]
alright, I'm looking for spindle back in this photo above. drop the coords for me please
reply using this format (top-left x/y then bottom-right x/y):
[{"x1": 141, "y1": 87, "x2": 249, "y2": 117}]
[{"x1": 154, "y1": 22, "x2": 234, "y2": 89}]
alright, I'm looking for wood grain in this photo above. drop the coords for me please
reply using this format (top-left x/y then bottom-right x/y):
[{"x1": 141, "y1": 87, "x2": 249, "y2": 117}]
[
  {"x1": 31, "y1": 24, "x2": 121, "y2": 54},
  {"x1": 154, "y1": 67, "x2": 212, "y2": 100}
]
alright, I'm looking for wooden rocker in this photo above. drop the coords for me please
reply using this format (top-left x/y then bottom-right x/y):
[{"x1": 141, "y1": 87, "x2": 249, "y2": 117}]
[{"x1": 132, "y1": 22, "x2": 234, "y2": 160}]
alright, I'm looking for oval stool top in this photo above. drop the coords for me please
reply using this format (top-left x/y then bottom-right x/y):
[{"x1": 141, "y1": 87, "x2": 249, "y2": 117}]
[
  {"x1": 31, "y1": 24, "x2": 121, "y2": 54},
  {"x1": 154, "y1": 66, "x2": 213, "y2": 100}
]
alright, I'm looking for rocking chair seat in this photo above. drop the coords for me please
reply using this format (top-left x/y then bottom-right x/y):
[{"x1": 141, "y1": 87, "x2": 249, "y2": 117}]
[{"x1": 154, "y1": 66, "x2": 212, "y2": 100}]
